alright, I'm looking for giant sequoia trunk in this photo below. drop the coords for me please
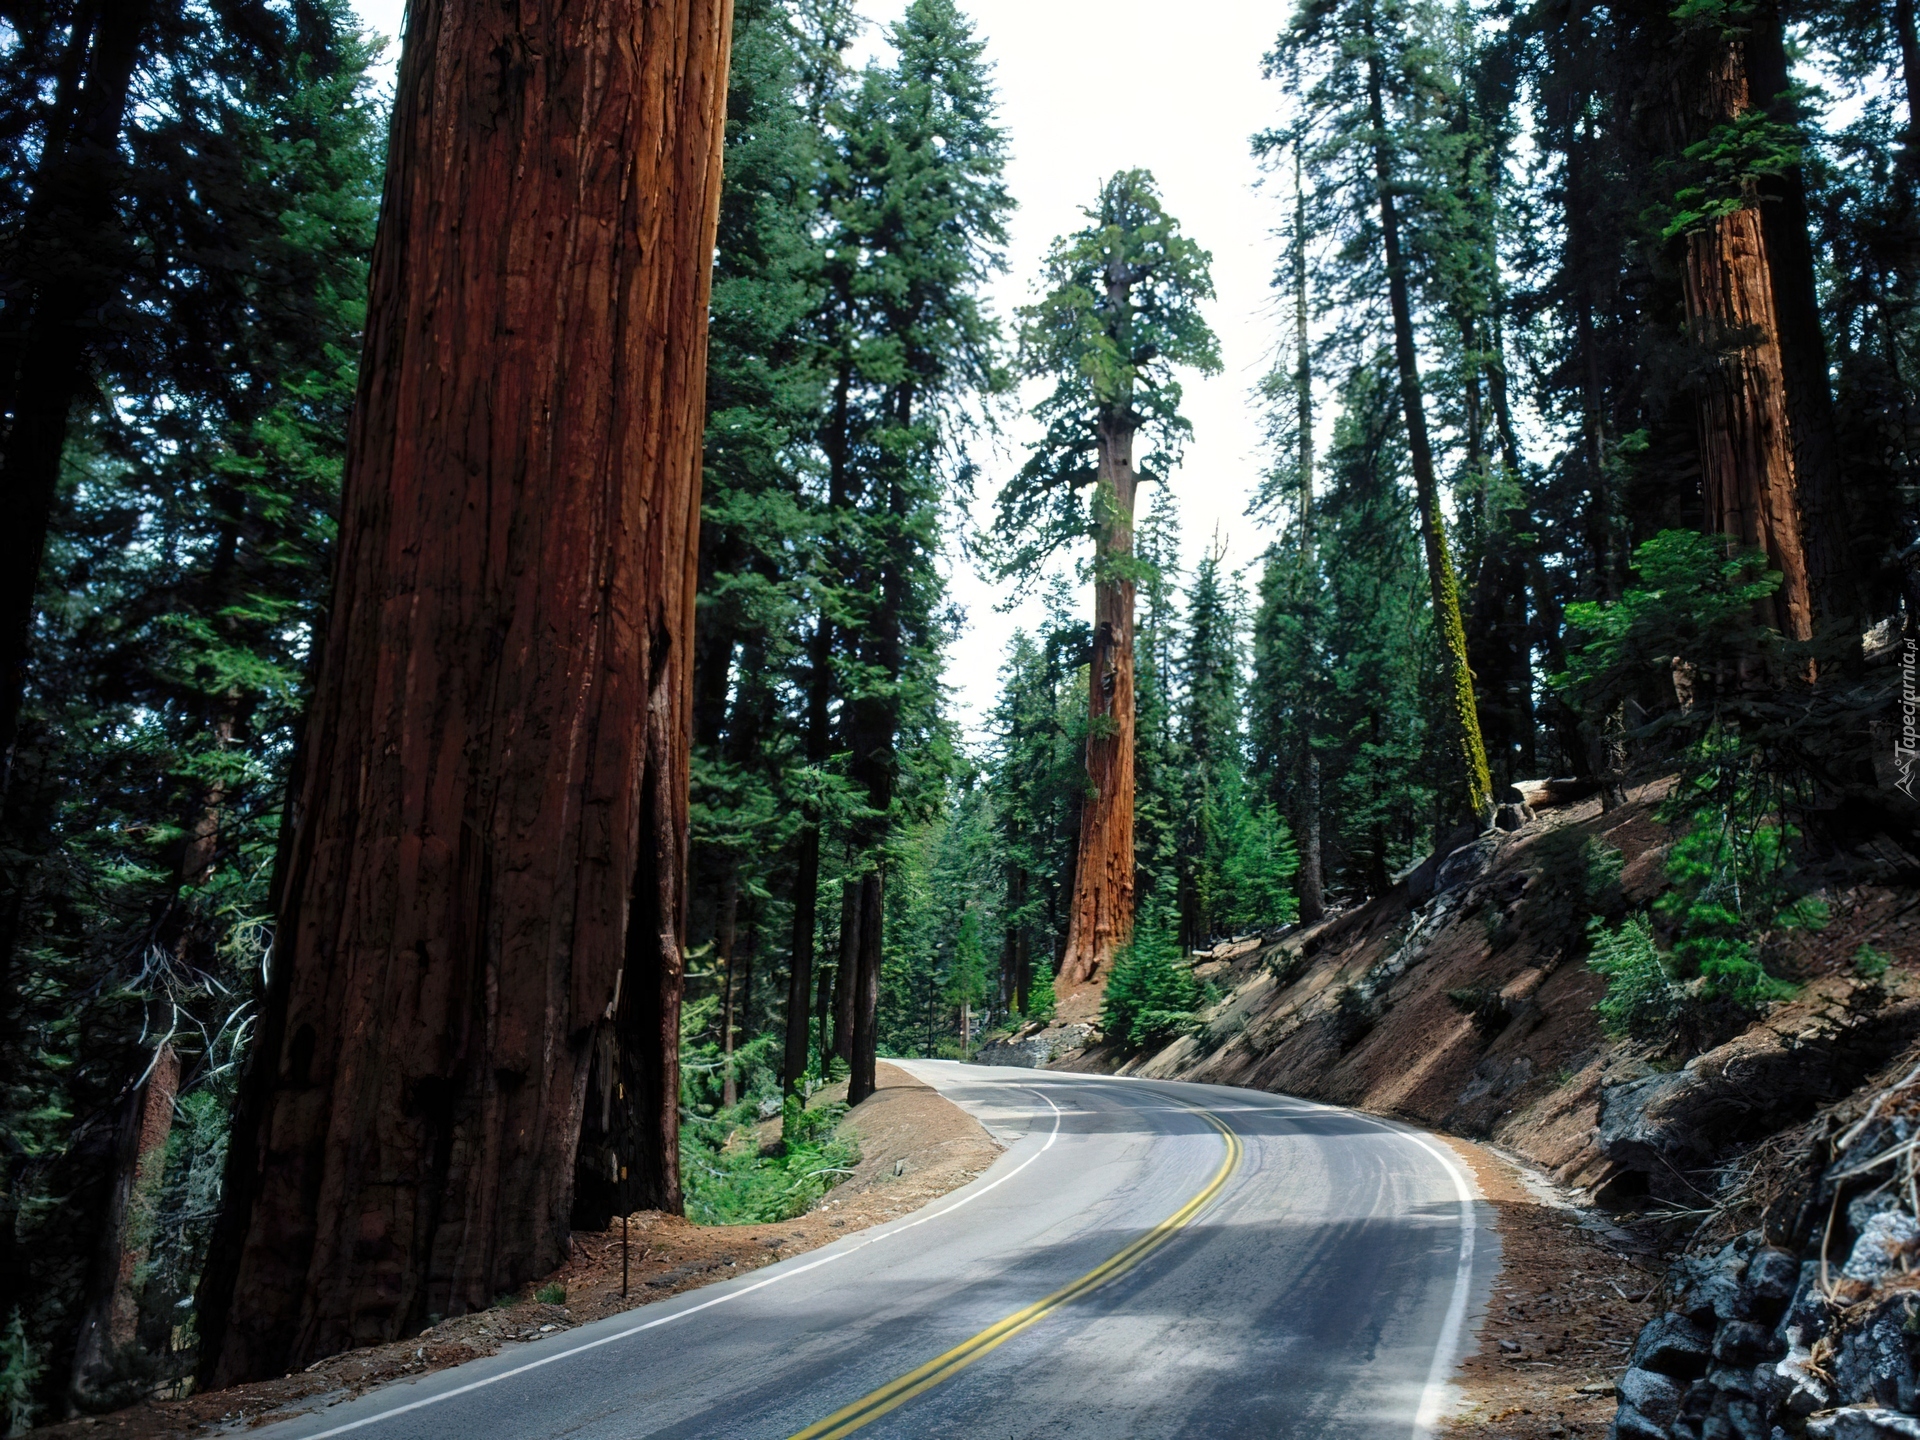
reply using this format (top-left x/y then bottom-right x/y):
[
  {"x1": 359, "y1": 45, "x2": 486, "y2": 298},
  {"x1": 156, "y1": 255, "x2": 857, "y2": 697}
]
[
  {"x1": 1060, "y1": 410, "x2": 1137, "y2": 987},
  {"x1": 196, "y1": 0, "x2": 731, "y2": 1384},
  {"x1": 1669, "y1": 27, "x2": 1815, "y2": 644},
  {"x1": 1364, "y1": 23, "x2": 1493, "y2": 825}
]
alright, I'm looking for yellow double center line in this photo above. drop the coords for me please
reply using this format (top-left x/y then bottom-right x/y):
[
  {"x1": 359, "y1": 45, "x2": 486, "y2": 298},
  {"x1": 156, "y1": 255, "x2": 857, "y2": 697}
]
[{"x1": 787, "y1": 1101, "x2": 1244, "y2": 1440}]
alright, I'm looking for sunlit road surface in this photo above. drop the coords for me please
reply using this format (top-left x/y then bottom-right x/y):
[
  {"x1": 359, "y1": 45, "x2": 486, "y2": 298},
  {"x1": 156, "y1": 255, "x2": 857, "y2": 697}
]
[{"x1": 257, "y1": 1062, "x2": 1496, "y2": 1440}]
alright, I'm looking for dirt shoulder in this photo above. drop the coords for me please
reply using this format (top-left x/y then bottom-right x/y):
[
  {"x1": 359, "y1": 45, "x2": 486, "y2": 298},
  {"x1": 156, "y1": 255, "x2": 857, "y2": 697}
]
[
  {"x1": 1439, "y1": 1138, "x2": 1662, "y2": 1439},
  {"x1": 34, "y1": 1062, "x2": 1000, "y2": 1440}
]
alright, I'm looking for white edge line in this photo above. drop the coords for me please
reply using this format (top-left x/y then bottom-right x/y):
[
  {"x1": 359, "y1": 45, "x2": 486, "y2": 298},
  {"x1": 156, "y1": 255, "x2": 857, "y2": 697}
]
[
  {"x1": 293, "y1": 1090, "x2": 1065, "y2": 1440},
  {"x1": 1270, "y1": 1091, "x2": 1478, "y2": 1439}
]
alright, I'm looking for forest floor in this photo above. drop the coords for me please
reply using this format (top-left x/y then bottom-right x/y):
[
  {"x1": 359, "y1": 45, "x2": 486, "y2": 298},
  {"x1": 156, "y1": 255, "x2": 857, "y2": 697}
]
[{"x1": 35, "y1": 1062, "x2": 999, "y2": 1439}]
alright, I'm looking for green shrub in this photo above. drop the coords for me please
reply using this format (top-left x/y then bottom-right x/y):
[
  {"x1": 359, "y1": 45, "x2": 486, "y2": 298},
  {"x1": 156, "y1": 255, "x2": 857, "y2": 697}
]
[
  {"x1": 1023, "y1": 964, "x2": 1057, "y2": 1023},
  {"x1": 1856, "y1": 944, "x2": 1893, "y2": 979},
  {"x1": 1325, "y1": 983, "x2": 1377, "y2": 1051},
  {"x1": 1102, "y1": 911, "x2": 1203, "y2": 1049},
  {"x1": 1588, "y1": 915, "x2": 1677, "y2": 1040},
  {"x1": 1, "y1": 1309, "x2": 42, "y2": 1435},
  {"x1": 534, "y1": 1282, "x2": 566, "y2": 1306},
  {"x1": 682, "y1": 1101, "x2": 858, "y2": 1226},
  {"x1": 1445, "y1": 984, "x2": 1513, "y2": 1039}
]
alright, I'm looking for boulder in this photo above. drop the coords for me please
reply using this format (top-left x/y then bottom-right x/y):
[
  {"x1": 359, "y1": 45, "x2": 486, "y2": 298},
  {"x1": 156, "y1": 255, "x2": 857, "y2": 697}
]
[
  {"x1": 1632, "y1": 1312, "x2": 1715, "y2": 1378},
  {"x1": 1618, "y1": 1367, "x2": 1686, "y2": 1429}
]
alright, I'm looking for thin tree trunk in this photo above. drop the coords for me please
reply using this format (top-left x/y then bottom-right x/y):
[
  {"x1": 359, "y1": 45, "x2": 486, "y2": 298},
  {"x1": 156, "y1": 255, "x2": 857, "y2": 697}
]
[
  {"x1": 848, "y1": 870, "x2": 883, "y2": 1105},
  {"x1": 1364, "y1": 18, "x2": 1493, "y2": 825},
  {"x1": 1673, "y1": 32, "x2": 1814, "y2": 644},
  {"x1": 0, "y1": 0, "x2": 154, "y2": 792},
  {"x1": 814, "y1": 954, "x2": 833, "y2": 1065},
  {"x1": 70, "y1": 1043, "x2": 177, "y2": 1404},
  {"x1": 1897, "y1": 0, "x2": 1920, "y2": 150},
  {"x1": 718, "y1": 867, "x2": 739, "y2": 1109},
  {"x1": 195, "y1": 0, "x2": 731, "y2": 1384},
  {"x1": 1060, "y1": 407, "x2": 1138, "y2": 986},
  {"x1": 1291, "y1": 143, "x2": 1326, "y2": 926},
  {"x1": 783, "y1": 604, "x2": 833, "y2": 1093},
  {"x1": 1747, "y1": 6, "x2": 1855, "y2": 627},
  {"x1": 783, "y1": 826, "x2": 818, "y2": 1094},
  {"x1": 832, "y1": 880, "x2": 857, "y2": 1062}
]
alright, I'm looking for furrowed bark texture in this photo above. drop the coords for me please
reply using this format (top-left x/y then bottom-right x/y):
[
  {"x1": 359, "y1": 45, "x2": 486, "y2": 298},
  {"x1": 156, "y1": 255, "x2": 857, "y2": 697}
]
[
  {"x1": 1060, "y1": 412, "x2": 1137, "y2": 987},
  {"x1": 1672, "y1": 32, "x2": 1813, "y2": 643},
  {"x1": 198, "y1": 0, "x2": 732, "y2": 1383}
]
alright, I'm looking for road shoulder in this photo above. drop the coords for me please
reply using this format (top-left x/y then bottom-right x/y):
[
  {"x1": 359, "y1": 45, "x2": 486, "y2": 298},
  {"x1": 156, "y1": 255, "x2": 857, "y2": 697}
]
[{"x1": 33, "y1": 1063, "x2": 1000, "y2": 1440}]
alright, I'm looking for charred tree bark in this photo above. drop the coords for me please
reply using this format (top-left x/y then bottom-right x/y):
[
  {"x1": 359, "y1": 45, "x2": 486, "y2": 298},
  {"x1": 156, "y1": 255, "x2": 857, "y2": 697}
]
[
  {"x1": 1364, "y1": 14, "x2": 1493, "y2": 824},
  {"x1": 196, "y1": 0, "x2": 731, "y2": 1384},
  {"x1": 1673, "y1": 33, "x2": 1814, "y2": 644},
  {"x1": 1060, "y1": 409, "x2": 1138, "y2": 986},
  {"x1": 0, "y1": 0, "x2": 154, "y2": 791}
]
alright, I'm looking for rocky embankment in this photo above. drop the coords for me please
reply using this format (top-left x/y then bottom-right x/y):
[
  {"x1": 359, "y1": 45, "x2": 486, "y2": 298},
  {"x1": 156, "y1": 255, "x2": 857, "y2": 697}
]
[{"x1": 1005, "y1": 779, "x2": 1920, "y2": 1438}]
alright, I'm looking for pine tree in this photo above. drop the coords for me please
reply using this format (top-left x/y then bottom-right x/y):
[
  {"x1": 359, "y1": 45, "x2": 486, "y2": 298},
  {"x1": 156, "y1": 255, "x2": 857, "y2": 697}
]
[
  {"x1": 823, "y1": 0, "x2": 1010, "y2": 1104},
  {"x1": 1272, "y1": 0, "x2": 1493, "y2": 823},
  {"x1": 997, "y1": 170, "x2": 1219, "y2": 987},
  {"x1": 0, "y1": 0, "x2": 385, "y2": 1413}
]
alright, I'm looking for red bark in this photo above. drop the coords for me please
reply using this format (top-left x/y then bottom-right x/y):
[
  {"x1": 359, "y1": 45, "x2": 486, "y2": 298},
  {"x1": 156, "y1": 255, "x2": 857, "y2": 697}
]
[
  {"x1": 197, "y1": 0, "x2": 731, "y2": 1383},
  {"x1": 1677, "y1": 38, "x2": 1814, "y2": 644},
  {"x1": 71, "y1": 1043, "x2": 178, "y2": 1402},
  {"x1": 1059, "y1": 413, "x2": 1137, "y2": 987}
]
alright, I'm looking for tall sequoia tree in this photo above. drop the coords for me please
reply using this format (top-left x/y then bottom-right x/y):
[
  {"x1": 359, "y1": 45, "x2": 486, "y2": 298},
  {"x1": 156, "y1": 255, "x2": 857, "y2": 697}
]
[
  {"x1": 196, "y1": 0, "x2": 733, "y2": 1384},
  {"x1": 1646, "y1": 0, "x2": 1829, "y2": 643},
  {"x1": 997, "y1": 170, "x2": 1218, "y2": 987}
]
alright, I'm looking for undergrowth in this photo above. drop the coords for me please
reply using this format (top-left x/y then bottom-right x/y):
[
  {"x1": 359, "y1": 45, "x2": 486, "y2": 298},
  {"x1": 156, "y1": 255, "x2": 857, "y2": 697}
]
[
  {"x1": 678, "y1": 997, "x2": 859, "y2": 1226},
  {"x1": 1102, "y1": 907, "x2": 1207, "y2": 1048}
]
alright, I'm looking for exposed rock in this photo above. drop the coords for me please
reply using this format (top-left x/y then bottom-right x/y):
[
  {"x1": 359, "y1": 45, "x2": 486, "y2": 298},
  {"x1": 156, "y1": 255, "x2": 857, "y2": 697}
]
[
  {"x1": 1594, "y1": 995, "x2": 1920, "y2": 1203},
  {"x1": 972, "y1": 1023, "x2": 1092, "y2": 1069},
  {"x1": 1620, "y1": 1366, "x2": 1687, "y2": 1429},
  {"x1": 1633, "y1": 1312, "x2": 1715, "y2": 1377}
]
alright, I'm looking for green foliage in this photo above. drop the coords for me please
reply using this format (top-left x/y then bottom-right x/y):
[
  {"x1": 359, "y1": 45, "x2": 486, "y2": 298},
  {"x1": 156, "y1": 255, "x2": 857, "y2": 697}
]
[
  {"x1": 1588, "y1": 915, "x2": 1679, "y2": 1040},
  {"x1": 1023, "y1": 965, "x2": 1057, "y2": 1023},
  {"x1": 1101, "y1": 911, "x2": 1205, "y2": 1049},
  {"x1": 680, "y1": 1100, "x2": 859, "y2": 1226},
  {"x1": 1855, "y1": 944, "x2": 1893, "y2": 980},
  {"x1": 1557, "y1": 529, "x2": 1783, "y2": 727},
  {"x1": 0, "y1": 1312, "x2": 41, "y2": 1435},
  {"x1": 994, "y1": 170, "x2": 1219, "y2": 578},
  {"x1": 534, "y1": 1283, "x2": 567, "y2": 1306}
]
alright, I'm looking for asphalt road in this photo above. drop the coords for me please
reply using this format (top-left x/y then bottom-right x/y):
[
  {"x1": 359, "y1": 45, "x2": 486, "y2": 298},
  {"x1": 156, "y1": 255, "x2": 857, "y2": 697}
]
[{"x1": 260, "y1": 1063, "x2": 1497, "y2": 1440}]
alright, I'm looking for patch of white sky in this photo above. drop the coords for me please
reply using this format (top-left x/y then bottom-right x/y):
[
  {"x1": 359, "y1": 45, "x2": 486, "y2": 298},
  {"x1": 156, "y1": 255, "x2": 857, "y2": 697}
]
[{"x1": 849, "y1": 0, "x2": 1295, "y2": 750}]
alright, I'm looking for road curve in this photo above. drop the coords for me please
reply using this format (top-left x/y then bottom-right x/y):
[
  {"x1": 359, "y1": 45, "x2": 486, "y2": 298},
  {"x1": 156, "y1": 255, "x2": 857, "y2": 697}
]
[{"x1": 258, "y1": 1064, "x2": 1498, "y2": 1440}]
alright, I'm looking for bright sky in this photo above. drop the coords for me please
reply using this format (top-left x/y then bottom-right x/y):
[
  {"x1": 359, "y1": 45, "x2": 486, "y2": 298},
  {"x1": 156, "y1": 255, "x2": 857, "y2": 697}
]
[{"x1": 349, "y1": 0, "x2": 1297, "y2": 748}]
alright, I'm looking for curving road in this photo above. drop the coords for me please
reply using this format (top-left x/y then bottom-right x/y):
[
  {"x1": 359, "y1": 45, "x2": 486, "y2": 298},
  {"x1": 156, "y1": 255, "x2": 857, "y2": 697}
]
[{"x1": 259, "y1": 1063, "x2": 1497, "y2": 1440}]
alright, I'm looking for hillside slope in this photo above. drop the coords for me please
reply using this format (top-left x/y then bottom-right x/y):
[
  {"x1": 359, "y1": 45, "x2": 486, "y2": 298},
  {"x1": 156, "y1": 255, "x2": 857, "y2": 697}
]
[{"x1": 999, "y1": 782, "x2": 1920, "y2": 1438}]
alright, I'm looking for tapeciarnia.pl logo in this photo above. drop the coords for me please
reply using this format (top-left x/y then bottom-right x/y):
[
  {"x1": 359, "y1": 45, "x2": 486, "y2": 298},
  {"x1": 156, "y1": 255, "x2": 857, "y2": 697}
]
[{"x1": 1900, "y1": 637, "x2": 1919, "y2": 800}]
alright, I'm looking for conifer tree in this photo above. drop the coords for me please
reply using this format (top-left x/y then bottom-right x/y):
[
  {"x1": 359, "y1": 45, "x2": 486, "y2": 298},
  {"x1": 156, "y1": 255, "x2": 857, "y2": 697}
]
[
  {"x1": 998, "y1": 171, "x2": 1219, "y2": 986},
  {"x1": 1273, "y1": 0, "x2": 1493, "y2": 823}
]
